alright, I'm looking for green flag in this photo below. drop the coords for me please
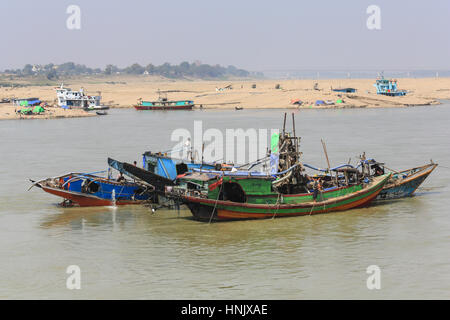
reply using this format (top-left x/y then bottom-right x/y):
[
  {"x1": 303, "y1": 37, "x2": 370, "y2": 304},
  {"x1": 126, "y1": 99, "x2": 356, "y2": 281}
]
[{"x1": 271, "y1": 132, "x2": 280, "y2": 153}]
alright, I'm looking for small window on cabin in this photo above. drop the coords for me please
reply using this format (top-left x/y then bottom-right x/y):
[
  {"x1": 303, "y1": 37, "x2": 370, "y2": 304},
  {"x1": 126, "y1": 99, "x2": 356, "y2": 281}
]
[{"x1": 147, "y1": 163, "x2": 155, "y2": 172}]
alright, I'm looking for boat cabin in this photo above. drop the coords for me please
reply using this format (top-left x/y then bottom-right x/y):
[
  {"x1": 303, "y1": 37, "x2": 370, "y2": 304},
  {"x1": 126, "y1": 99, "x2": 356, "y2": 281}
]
[
  {"x1": 56, "y1": 84, "x2": 103, "y2": 109},
  {"x1": 374, "y1": 77, "x2": 407, "y2": 96},
  {"x1": 142, "y1": 151, "x2": 216, "y2": 180}
]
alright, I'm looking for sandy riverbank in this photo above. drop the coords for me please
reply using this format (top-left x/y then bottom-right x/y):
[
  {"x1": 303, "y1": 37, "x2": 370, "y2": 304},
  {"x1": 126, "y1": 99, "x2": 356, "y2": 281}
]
[
  {"x1": 0, "y1": 104, "x2": 95, "y2": 120},
  {"x1": 1, "y1": 76, "x2": 449, "y2": 119}
]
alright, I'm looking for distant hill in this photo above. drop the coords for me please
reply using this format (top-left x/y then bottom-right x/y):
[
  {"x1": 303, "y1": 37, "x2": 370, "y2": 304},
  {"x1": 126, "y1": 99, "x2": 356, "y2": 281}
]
[{"x1": 2, "y1": 62, "x2": 263, "y2": 80}]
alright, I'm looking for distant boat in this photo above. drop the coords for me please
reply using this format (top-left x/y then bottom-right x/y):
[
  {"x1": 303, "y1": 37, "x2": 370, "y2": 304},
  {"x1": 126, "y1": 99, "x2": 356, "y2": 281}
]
[
  {"x1": 374, "y1": 77, "x2": 407, "y2": 96},
  {"x1": 96, "y1": 111, "x2": 108, "y2": 115},
  {"x1": 87, "y1": 105, "x2": 109, "y2": 111},
  {"x1": 55, "y1": 83, "x2": 110, "y2": 110},
  {"x1": 235, "y1": 106, "x2": 243, "y2": 110},
  {"x1": 134, "y1": 90, "x2": 194, "y2": 110},
  {"x1": 135, "y1": 100, "x2": 194, "y2": 110},
  {"x1": 332, "y1": 88, "x2": 356, "y2": 93}
]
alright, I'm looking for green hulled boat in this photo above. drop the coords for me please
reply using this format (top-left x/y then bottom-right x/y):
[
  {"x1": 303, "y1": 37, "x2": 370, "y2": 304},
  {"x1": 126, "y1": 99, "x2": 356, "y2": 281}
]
[
  {"x1": 174, "y1": 171, "x2": 390, "y2": 221},
  {"x1": 168, "y1": 113, "x2": 391, "y2": 222},
  {"x1": 134, "y1": 91, "x2": 194, "y2": 110}
]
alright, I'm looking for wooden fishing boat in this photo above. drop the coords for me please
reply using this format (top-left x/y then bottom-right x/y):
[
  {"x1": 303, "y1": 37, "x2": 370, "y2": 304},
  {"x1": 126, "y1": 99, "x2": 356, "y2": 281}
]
[
  {"x1": 107, "y1": 155, "x2": 231, "y2": 206},
  {"x1": 166, "y1": 112, "x2": 392, "y2": 221},
  {"x1": 30, "y1": 172, "x2": 152, "y2": 207},
  {"x1": 376, "y1": 163, "x2": 438, "y2": 200},
  {"x1": 108, "y1": 158, "x2": 175, "y2": 196},
  {"x1": 173, "y1": 172, "x2": 391, "y2": 221},
  {"x1": 134, "y1": 91, "x2": 194, "y2": 110},
  {"x1": 134, "y1": 101, "x2": 194, "y2": 110},
  {"x1": 303, "y1": 160, "x2": 438, "y2": 200}
]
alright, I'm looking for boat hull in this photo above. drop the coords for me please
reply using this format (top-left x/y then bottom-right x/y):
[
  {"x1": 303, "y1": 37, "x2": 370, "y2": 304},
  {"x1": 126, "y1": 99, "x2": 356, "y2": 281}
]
[
  {"x1": 184, "y1": 174, "x2": 390, "y2": 222},
  {"x1": 34, "y1": 172, "x2": 151, "y2": 207},
  {"x1": 41, "y1": 186, "x2": 145, "y2": 207},
  {"x1": 134, "y1": 104, "x2": 194, "y2": 110},
  {"x1": 376, "y1": 163, "x2": 437, "y2": 200}
]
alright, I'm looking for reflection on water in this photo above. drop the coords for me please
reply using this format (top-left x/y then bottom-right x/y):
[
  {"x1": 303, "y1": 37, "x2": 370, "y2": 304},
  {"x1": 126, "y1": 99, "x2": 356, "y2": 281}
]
[{"x1": 0, "y1": 106, "x2": 450, "y2": 299}]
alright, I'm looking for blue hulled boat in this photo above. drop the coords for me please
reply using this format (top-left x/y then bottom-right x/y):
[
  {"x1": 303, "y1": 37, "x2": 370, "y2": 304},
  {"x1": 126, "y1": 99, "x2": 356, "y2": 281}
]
[
  {"x1": 302, "y1": 160, "x2": 437, "y2": 200},
  {"x1": 376, "y1": 163, "x2": 438, "y2": 200},
  {"x1": 31, "y1": 172, "x2": 152, "y2": 207}
]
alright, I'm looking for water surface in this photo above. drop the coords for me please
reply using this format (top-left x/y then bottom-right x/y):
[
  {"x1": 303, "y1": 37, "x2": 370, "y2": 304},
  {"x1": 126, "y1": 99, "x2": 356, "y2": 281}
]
[{"x1": 0, "y1": 105, "x2": 449, "y2": 299}]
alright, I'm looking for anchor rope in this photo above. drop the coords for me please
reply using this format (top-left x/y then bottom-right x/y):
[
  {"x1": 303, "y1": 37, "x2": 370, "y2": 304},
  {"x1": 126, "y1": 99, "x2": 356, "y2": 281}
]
[
  {"x1": 271, "y1": 192, "x2": 281, "y2": 219},
  {"x1": 208, "y1": 174, "x2": 224, "y2": 224}
]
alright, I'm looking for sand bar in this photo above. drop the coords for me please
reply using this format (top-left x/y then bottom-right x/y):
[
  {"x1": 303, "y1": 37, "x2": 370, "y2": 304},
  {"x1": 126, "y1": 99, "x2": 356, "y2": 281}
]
[{"x1": 1, "y1": 76, "x2": 449, "y2": 119}]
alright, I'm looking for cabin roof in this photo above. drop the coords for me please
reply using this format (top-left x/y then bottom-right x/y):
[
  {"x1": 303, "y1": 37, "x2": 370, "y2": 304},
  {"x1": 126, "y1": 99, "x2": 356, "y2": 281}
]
[{"x1": 180, "y1": 172, "x2": 219, "y2": 182}]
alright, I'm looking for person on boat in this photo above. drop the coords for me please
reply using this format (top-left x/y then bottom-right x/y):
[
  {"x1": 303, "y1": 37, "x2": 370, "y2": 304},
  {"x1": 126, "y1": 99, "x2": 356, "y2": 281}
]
[
  {"x1": 133, "y1": 161, "x2": 137, "y2": 166},
  {"x1": 313, "y1": 178, "x2": 323, "y2": 201},
  {"x1": 372, "y1": 163, "x2": 385, "y2": 176},
  {"x1": 117, "y1": 172, "x2": 126, "y2": 183}
]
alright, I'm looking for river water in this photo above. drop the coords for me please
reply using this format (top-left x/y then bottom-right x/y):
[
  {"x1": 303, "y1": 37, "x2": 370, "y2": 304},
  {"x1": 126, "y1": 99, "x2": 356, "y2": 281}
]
[{"x1": 0, "y1": 104, "x2": 449, "y2": 299}]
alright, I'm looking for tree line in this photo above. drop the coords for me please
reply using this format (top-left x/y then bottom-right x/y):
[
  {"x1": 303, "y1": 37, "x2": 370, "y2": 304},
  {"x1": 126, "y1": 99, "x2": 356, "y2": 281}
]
[{"x1": 3, "y1": 62, "x2": 262, "y2": 80}]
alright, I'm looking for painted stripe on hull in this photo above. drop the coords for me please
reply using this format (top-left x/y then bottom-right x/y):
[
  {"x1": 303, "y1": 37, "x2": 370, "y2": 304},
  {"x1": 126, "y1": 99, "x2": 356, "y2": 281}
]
[
  {"x1": 185, "y1": 174, "x2": 389, "y2": 221},
  {"x1": 134, "y1": 105, "x2": 194, "y2": 110},
  {"x1": 376, "y1": 164, "x2": 437, "y2": 200},
  {"x1": 42, "y1": 186, "x2": 144, "y2": 207}
]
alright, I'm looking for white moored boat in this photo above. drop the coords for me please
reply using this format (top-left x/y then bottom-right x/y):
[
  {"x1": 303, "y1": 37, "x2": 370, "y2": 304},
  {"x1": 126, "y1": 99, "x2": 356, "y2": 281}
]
[{"x1": 56, "y1": 84, "x2": 109, "y2": 110}]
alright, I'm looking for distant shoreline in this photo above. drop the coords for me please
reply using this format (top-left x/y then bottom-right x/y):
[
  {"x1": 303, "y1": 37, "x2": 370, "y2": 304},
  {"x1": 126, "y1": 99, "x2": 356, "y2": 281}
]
[{"x1": 1, "y1": 76, "x2": 449, "y2": 120}]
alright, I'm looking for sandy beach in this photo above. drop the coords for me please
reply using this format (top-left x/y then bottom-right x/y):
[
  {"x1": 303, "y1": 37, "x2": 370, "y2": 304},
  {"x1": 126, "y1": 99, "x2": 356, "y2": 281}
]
[
  {"x1": 1, "y1": 76, "x2": 449, "y2": 120},
  {"x1": 0, "y1": 104, "x2": 95, "y2": 120}
]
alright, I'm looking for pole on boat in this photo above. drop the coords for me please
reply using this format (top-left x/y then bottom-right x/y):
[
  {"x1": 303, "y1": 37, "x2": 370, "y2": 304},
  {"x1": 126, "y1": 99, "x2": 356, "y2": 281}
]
[
  {"x1": 291, "y1": 112, "x2": 299, "y2": 156},
  {"x1": 200, "y1": 142, "x2": 205, "y2": 169},
  {"x1": 321, "y1": 139, "x2": 337, "y2": 184},
  {"x1": 321, "y1": 139, "x2": 331, "y2": 172},
  {"x1": 282, "y1": 112, "x2": 287, "y2": 136},
  {"x1": 383, "y1": 165, "x2": 400, "y2": 174}
]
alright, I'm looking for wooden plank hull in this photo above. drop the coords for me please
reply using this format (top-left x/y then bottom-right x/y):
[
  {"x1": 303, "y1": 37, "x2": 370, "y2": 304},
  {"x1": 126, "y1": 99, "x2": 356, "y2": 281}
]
[
  {"x1": 184, "y1": 174, "x2": 390, "y2": 222},
  {"x1": 376, "y1": 163, "x2": 437, "y2": 200},
  {"x1": 41, "y1": 186, "x2": 145, "y2": 207},
  {"x1": 134, "y1": 104, "x2": 194, "y2": 110}
]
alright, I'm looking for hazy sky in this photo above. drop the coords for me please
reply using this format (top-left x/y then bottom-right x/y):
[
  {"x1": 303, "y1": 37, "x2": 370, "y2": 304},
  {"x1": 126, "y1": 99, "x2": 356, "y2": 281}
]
[{"x1": 1, "y1": 0, "x2": 449, "y2": 71}]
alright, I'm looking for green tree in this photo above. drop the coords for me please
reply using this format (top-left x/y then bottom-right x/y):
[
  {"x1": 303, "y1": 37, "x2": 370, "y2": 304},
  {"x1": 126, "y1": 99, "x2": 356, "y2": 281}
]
[
  {"x1": 104, "y1": 64, "x2": 118, "y2": 75},
  {"x1": 22, "y1": 64, "x2": 33, "y2": 76},
  {"x1": 125, "y1": 63, "x2": 145, "y2": 74},
  {"x1": 46, "y1": 69, "x2": 58, "y2": 80}
]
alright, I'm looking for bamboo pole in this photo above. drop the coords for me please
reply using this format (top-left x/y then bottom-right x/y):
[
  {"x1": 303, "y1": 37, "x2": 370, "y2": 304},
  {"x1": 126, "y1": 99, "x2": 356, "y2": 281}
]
[
  {"x1": 291, "y1": 113, "x2": 299, "y2": 156},
  {"x1": 321, "y1": 139, "x2": 337, "y2": 184}
]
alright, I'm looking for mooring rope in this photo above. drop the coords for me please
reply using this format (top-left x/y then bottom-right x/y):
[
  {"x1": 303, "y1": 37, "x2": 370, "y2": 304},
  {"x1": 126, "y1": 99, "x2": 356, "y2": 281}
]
[
  {"x1": 208, "y1": 175, "x2": 224, "y2": 224},
  {"x1": 271, "y1": 193, "x2": 281, "y2": 219}
]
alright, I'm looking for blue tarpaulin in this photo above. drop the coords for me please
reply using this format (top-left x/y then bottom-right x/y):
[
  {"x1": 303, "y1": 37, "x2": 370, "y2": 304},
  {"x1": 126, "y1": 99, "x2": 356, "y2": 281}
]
[{"x1": 26, "y1": 99, "x2": 41, "y2": 105}]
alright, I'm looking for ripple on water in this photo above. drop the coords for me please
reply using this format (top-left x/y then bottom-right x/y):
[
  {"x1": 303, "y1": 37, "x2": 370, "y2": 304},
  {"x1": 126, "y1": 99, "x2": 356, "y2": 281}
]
[{"x1": 1, "y1": 107, "x2": 450, "y2": 298}]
